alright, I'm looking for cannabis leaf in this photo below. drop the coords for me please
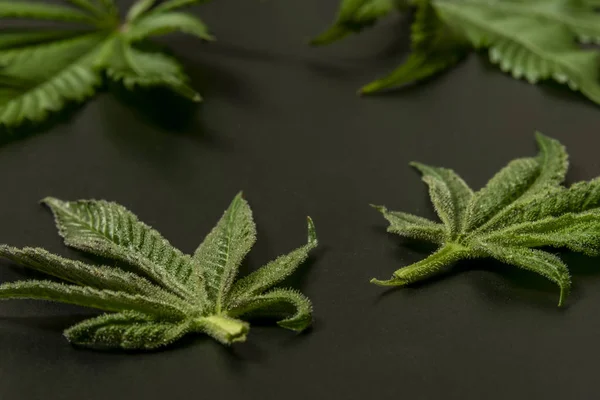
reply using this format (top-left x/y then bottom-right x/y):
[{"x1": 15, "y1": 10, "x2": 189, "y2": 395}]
[
  {"x1": 0, "y1": 0, "x2": 212, "y2": 129},
  {"x1": 371, "y1": 132, "x2": 600, "y2": 306},
  {"x1": 0, "y1": 193, "x2": 318, "y2": 350},
  {"x1": 313, "y1": 0, "x2": 600, "y2": 105}
]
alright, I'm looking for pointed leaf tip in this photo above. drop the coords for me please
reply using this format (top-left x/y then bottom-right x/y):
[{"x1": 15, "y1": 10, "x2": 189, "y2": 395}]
[
  {"x1": 534, "y1": 130, "x2": 564, "y2": 149},
  {"x1": 534, "y1": 130, "x2": 556, "y2": 146},
  {"x1": 358, "y1": 85, "x2": 376, "y2": 95},
  {"x1": 558, "y1": 282, "x2": 570, "y2": 307},
  {"x1": 308, "y1": 36, "x2": 331, "y2": 47},
  {"x1": 40, "y1": 196, "x2": 63, "y2": 207},
  {"x1": 309, "y1": 25, "x2": 350, "y2": 46},
  {"x1": 278, "y1": 318, "x2": 311, "y2": 332},
  {"x1": 306, "y1": 217, "x2": 317, "y2": 246},
  {"x1": 410, "y1": 162, "x2": 435, "y2": 176},
  {"x1": 370, "y1": 277, "x2": 406, "y2": 287},
  {"x1": 534, "y1": 130, "x2": 547, "y2": 140},
  {"x1": 370, "y1": 204, "x2": 387, "y2": 213},
  {"x1": 409, "y1": 161, "x2": 426, "y2": 170}
]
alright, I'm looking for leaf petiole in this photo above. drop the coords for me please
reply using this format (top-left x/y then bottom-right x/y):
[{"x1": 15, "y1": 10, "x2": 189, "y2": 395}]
[
  {"x1": 372, "y1": 243, "x2": 473, "y2": 286},
  {"x1": 194, "y1": 315, "x2": 250, "y2": 345}
]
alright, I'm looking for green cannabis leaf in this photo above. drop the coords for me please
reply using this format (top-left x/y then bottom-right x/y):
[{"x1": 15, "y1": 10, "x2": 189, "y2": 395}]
[
  {"x1": 0, "y1": 0, "x2": 212, "y2": 128},
  {"x1": 0, "y1": 193, "x2": 317, "y2": 350},
  {"x1": 371, "y1": 132, "x2": 600, "y2": 306},
  {"x1": 313, "y1": 0, "x2": 600, "y2": 105}
]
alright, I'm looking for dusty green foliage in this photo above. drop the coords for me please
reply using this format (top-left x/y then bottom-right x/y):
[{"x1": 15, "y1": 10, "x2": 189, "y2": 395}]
[
  {"x1": 371, "y1": 132, "x2": 600, "y2": 306},
  {"x1": 313, "y1": 0, "x2": 600, "y2": 105},
  {"x1": 0, "y1": 193, "x2": 318, "y2": 350},
  {"x1": 0, "y1": 0, "x2": 213, "y2": 129}
]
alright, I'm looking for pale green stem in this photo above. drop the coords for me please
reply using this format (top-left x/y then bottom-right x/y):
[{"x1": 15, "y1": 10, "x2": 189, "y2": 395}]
[
  {"x1": 371, "y1": 243, "x2": 473, "y2": 286},
  {"x1": 193, "y1": 315, "x2": 249, "y2": 345}
]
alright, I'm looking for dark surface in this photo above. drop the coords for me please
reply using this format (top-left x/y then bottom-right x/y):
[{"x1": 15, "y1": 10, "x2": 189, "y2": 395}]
[{"x1": 2, "y1": 1, "x2": 600, "y2": 399}]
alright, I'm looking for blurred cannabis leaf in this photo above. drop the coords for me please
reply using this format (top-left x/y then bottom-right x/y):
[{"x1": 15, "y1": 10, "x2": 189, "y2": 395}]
[
  {"x1": 372, "y1": 132, "x2": 600, "y2": 306},
  {"x1": 0, "y1": 193, "x2": 317, "y2": 350},
  {"x1": 0, "y1": 0, "x2": 212, "y2": 129},
  {"x1": 313, "y1": 0, "x2": 600, "y2": 105}
]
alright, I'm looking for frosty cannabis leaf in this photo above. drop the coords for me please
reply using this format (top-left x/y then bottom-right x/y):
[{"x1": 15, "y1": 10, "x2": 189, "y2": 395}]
[
  {"x1": 0, "y1": 193, "x2": 317, "y2": 350},
  {"x1": 313, "y1": 0, "x2": 600, "y2": 105},
  {"x1": 0, "y1": 0, "x2": 212, "y2": 129},
  {"x1": 371, "y1": 132, "x2": 600, "y2": 306}
]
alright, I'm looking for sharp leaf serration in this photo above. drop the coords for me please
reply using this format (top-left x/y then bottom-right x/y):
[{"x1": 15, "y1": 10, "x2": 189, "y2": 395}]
[
  {"x1": 313, "y1": 0, "x2": 600, "y2": 106},
  {"x1": 0, "y1": 193, "x2": 318, "y2": 350},
  {"x1": 372, "y1": 132, "x2": 600, "y2": 306}
]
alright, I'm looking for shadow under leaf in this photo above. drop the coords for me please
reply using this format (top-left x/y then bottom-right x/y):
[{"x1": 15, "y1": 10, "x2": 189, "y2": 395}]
[
  {"x1": 0, "y1": 313, "x2": 99, "y2": 332},
  {"x1": 108, "y1": 81, "x2": 200, "y2": 134},
  {"x1": 0, "y1": 100, "x2": 90, "y2": 147}
]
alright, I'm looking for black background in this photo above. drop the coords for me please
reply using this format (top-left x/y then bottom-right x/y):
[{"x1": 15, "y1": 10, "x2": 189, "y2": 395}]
[{"x1": 1, "y1": 1, "x2": 600, "y2": 399}]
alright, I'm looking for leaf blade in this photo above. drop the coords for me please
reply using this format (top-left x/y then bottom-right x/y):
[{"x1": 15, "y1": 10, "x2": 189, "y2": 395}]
[
  {"x1": 127, "y1": 12, "x2": 213, "y2": 42},
  {"x1": 361, "y1": 0, "x2": 469, "y2": 93},
  {"x1": 0, "y1": 280, "x2": 188, "y2": 318},
  {"x1": 482, "y1": 178, "x2": 600, "y2": 232},
  {"x1": 64, "y1": 311, "x2": 191, "y2": 350},
  {"x1": 150, "y1": 0, "x2": 207, "y2": 14},
  {"x1": 126, "y1": 0, "x2": 157, "y2": 22},
  {"x1": 433, "y1": 0, "x2": 600, "y2": 106},
  {"x1": 66, "y1": 0, "x2": 105, "y2": 17},
  {"x1": 0, "y1": 245, "x2": 165, "y2": 297},
  {"x1": 105, "y1": 39, "x2": 201, "y2": 101},
  {"x1": 411, "y1": 162, "x2": 473, "y2": 238},
  {"x1": 466, "y1": 133, "x2": 568, "y2": 232},
  {"x1": 0, "y1": 30, "x2": 89, "y2": 51},
  {"x1": 371, "y1": 205, "x2": 446, "y2": 244},
  {"x1": 194, "y1": 192, "x2": 257, "y2": 313},
  {"x1": 42, "y1": 197, "x2": 197, "y2": 300},
  {"x1": 0, "y1": 33, "x2": 106, "y2": 127},
  {"x1": 465, "y1": 158, "x2": 540, "y2": 231},
  {"x1": 311, "y1": 0, "x2": 401, "y2": 45},
  {"x1": 484, "y1": 211, "x2": 600, "y2": 256},
  {"x1": 477, "y1": 244, "x2": 571, "y2": 306},
  {"x1": 0, "y1": 1, "x2": 96, "y2": 23},
  {"x1": 228, "y1": 217, "x2": 317, "y2": 304},
  {"x1": 228, "y1": 288, "x2": 313, "y2": 332},
  {"x1": 531, "y1": 131, "x2": 569, "y2": 191}
]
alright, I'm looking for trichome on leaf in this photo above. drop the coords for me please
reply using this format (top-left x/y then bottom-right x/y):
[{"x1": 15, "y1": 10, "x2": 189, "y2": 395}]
[
  {"x1": 372, "y1": 132, "x2": 600, "y2": 306},
  {"x1": 313, "y1": 0, "x2": 600, "y2": 105},
  {"x1": 0, "y1": 0, "x2": 213, "y2": 129},
  {"x1": 0, "y1": 193, "x2": 318, "y2": 350}
]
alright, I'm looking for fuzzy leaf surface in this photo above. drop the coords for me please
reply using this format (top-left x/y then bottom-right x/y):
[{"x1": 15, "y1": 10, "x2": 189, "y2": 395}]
[
  {"x1": 228, "y1": 218, "x2": 317, "y2": 303},
  {"x1": 373, "y1": 132, "x2": 597, "y2": 305},
  {"x1": 193, "y1": 193, "x2": 257, "y2": 313},
  {"x1": 371, "y1": 205, "x2": 446, "y2": 244},
  {"x1": 229, "y1": 288, "x2": 313, "y2": 332},
  {"x1": 42, "y1": 197, "x2": 197, "y2": 300},
  {"x1": 0, "y1": 193, "x2": 318, "y2": 350},
  {"x1": 64, "y1": 311, "x2": 191, "y2": 350}
]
